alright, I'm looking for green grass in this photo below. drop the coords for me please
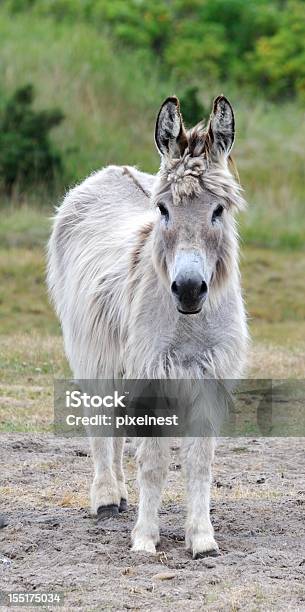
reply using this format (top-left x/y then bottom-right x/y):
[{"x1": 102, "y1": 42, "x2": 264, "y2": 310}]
[
  {"x1": 0, "y1": 205, "x2": 51, "y2": 248},
  {"x1": 0, "y1": 7, "x2": 305, "y2": 249},
  {"x1": 238, "y1": 100, "x2": 305, "y2": 249},
  {"x1": 0, "y1": 246, "x2": 59, "y2": 335}
]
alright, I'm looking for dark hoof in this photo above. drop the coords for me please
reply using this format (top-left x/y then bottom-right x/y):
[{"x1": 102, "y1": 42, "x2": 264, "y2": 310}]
[
  {"x1": 0, "y1": 516, "x2": 8, "y2": 529},
  {"x1": 97, "y1": 504, "x2": 119, "y2": 519},
  {"x1": 194, "y1": 549, "x2": 220, "y2": 559},
  {"x1": 119, "y1": 498, "x2": 128, "y2": 513}
]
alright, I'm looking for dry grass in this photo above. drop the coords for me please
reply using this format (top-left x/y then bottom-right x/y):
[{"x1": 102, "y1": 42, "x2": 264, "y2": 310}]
[
  {"x1": 1, "y1": 333, "x2": 304, "y2": 431},
  {"x1": 0, "y1": 480, "x2": 90, "y2": 511},
  {"x1": 1, "y1": 335, "x2": 305, "y2": 434},
  {"x1": 213, "y1": 484, "x2": 281, "y2": 501},
  {"x1": 0, "y1": 334, "x2": 68, "y2": 431},
  {"x1": 249, "y1": 344, "x2": 305, "y2": 378}
]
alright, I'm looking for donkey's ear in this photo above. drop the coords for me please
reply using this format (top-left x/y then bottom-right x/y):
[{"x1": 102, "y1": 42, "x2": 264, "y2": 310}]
[
  {"x1": 155, "y1": 96, "x2": 188, "y2": 158},
  {"x1": 208, "y1": 96, "x2": 235, "y2": 158}
]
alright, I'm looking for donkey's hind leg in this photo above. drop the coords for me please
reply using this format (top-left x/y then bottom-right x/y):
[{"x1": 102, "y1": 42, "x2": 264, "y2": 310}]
[
  {"x1": 132, "y1": 437, "x2": 170, "y2": 554},
  {"x1": 181, "y1": 436, "x2": 219, "y2": 558},
  {"x1": 90, "y1": 437, "x2": 120, "y2": 518},
  {"x1": 113, "y1": 437, "x2": 128, "y2": 512}
]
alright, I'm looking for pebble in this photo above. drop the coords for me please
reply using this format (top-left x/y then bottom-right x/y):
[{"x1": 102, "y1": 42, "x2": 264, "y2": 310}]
[{"x1": 152, "y1": 572, "x2": 177, "y2": 581}]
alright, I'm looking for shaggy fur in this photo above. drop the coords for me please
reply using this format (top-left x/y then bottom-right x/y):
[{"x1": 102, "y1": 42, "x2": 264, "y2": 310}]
[{"x1": 47, "y1": 95, "x2": 248, "y2": 557}]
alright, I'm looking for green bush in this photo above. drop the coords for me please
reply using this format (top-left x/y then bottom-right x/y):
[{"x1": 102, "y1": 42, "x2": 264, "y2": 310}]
[
  {"x1": 0, "y1": 84, "x2": 64, "y2": 194},
  {"x1": 249, "y1": 0, "x2": 305, "y2": 100},
  {"x1": 5, "y1": 0, "x2": 305, "y2": 101}
]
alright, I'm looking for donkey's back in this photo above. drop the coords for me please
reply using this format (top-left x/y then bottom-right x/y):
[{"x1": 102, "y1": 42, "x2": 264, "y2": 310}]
[
  {"x1": 48, "y1": 165, "x2": 155, "y2": 377},
  {"x1": 48, "y1": 164, "x2": 155, "y2": 288}
]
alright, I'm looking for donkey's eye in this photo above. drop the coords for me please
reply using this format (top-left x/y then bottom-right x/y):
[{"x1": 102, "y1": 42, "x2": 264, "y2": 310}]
[
  {"x1": 158, "y1": 203, "x2": 169, "y2": 221},
  {"x1": 212, "y1": 205, "x2": 224, "y2": 224}
]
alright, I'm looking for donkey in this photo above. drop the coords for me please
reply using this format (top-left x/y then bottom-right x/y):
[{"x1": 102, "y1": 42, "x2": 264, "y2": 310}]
[{"x1": 47, "y1": 95, "x2": 248, "y2": 558}]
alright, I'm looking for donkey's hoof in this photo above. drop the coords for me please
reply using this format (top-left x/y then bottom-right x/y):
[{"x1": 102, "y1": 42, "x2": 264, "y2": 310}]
[
  {"x1": 97, "y1": 504, "x2": 119, "y2": 519},
  {"x1": 119, "y1": 498, "x2": 128, "y2": 513},
  {"x1": 191, "y1": 533, "x2": 219, "y2": 559},
  {"x1": 194, "y1": 548, "x2": 220, "y2": 559},
  {"x1": 131, "y1": 536, "x2": 156, "y2": 554}
]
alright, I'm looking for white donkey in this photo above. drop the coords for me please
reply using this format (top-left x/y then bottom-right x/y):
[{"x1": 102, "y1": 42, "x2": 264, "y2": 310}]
[{"x1": 48, "y1": 95, "x2": 248, "y2": 558}]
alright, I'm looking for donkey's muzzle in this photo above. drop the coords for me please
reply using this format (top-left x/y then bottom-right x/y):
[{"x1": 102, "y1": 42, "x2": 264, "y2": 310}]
[{"x1": 171, "y1": 274, "x2": 208, "y2": 315}]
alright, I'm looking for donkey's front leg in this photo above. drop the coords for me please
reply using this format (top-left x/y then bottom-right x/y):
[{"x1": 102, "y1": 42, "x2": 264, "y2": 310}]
[
  {"x1": 113, "y1": 437, "x2": 128, "y2": 512},
  {"x1": 182, "y1": 436, "x2": 219, "y2": 558},
  {"x1": 90, "y1": 437, "x2": 120, "y2": 518},
  {"x1": 132, "y1": 437, "x2": 170, "y2": 554}
]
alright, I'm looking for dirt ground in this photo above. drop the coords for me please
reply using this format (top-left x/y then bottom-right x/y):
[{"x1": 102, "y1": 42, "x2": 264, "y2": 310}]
[{"x1": 1, "y1": 434, "x2": 305, "y2": 611}]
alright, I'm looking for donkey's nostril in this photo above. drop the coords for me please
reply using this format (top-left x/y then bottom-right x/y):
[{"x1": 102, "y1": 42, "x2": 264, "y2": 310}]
[
  {"x1": 171, "y1": 281, "x2": 179, "y2": 295},
  {"x1": 199, "y1": 280, "x2": 208, "y2": 296},
  {"x1": 171, "y1": 277, "x2": 208, "y2": 302}
]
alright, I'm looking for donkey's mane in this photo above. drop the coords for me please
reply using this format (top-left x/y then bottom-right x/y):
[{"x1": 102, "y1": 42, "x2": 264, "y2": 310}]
[{"x1": 154, "y1": 122, "x2": 245, "y2": 210}]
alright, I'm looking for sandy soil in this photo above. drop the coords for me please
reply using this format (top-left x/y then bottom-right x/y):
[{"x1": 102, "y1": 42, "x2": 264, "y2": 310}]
[{"x1": 1, "y1": 434, "x2": 305, "y2": 611}]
